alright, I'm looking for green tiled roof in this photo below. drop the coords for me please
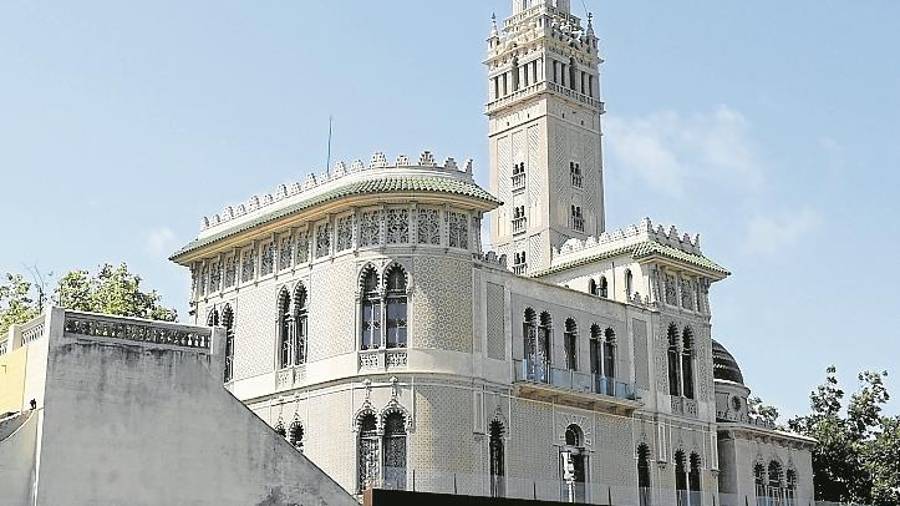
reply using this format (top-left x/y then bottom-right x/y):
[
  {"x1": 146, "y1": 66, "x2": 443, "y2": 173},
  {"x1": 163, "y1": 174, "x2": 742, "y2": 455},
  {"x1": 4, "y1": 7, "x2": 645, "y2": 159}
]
[
  {"x1": 171, "y1": 175, "x2": 500, "y2": 261},
  {"x1": 532, "y1": 241, "x2": 729, "y2": 277}
]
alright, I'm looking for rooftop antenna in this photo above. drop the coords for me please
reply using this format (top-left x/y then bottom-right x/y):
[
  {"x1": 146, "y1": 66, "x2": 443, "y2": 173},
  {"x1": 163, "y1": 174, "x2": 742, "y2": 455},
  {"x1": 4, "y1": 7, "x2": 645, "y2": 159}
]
[{"x1": 326, "y1": 115, "x2": 334, "y2": 176}]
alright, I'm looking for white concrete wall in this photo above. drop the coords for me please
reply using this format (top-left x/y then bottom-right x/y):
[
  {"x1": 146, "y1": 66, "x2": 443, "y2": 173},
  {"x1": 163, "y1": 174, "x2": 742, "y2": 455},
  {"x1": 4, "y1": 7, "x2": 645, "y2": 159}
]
[
  {"x1": 32, "y1": 309, "x2": 356, "y2": 506},
  {"x1": 0, "y1": 411, "x2": 39, "y2": 505}
]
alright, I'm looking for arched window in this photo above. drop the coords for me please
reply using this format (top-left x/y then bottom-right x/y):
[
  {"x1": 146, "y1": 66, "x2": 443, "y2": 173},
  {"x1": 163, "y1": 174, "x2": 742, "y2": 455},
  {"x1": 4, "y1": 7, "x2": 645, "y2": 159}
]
[
  {"x1": 598, "y1": 276, "x2": 609, "y2": 298},
  {"x1": 682, "y1": 327, "x2": 695, "y2": 400},
  {"x1": 274, "y1": 419, "x2": 286, "y2": 438},
  {"x1": 382, "y1": 412, "x2": 407, "y2": 490},
  {"x1": 754, "y1": 463, "x2": 766, "y2": 505},
  {"x1": 288, "y1": 420, "x2": 304, "y2": 452},
  {"x1": 360, "y1": 268, "x2": 381, "y2": 351},
  {"x1": 637, "y1": 444, "x2": 652, "y2": 506},
  {"x1": 357, "y1": 413, "x2": 379, "y2": 492},
  {"x1": 689, "y1": 453, "x2": 702, "y2": 505},
  {"x1": 489, "y1": 420, "x2": 506, "y2": 498},
  {"x1": 625, "y1": 269, "x2": 634, "y2": 300},
  {"x1": 536, "y1": 312, "x2": 552, "y2": 383},
  {"x1": 604, "y1": 328, "x2": 616, "y2": 380},
  {"x1": 277, "y1": 288, "x2": 292, "y2": 369},
  {"x1": 524, "y1": 308, "x2": 538, "y2": 379},
  {"x1": 768, "y1": 461, "x2": 784, "y2": 504},
  {"x1": 785, "y1": 469, "x2": 797, "y2": 506},
  {"x1": 222, "y1": 305, "x2": 235, "y2": 382},
  {"x1": 293, "y1": 284, "x2": 308, "y2": 366},
  {"x1": 561, "y1": 424, "x2": 587, "y2": 503},
  {"x1": 207, "y1": 308, "x2": 219, "y2": 327},
  {"x1": 385, "y1": 266, "x2": 408, "y2": 349},
  {"x1": 667, "y1": 324, "x2": 681, "y2": 396},
  {"x1": 588, "y1": 279, "x2": 597, "y2": 296},
  {"x1": 674, "y1": 450, "x2": 688, "y2": 505},
  {"x1": 564, "y1": 318, "x2": 578, "y2": 371},
  {"x1": 589, "y1": 324, "x2": 602, "y2": 376}
]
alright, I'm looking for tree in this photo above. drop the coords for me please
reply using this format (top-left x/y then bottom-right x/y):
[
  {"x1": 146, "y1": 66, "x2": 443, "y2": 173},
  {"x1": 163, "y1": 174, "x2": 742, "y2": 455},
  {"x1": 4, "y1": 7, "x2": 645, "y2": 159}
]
[
  {"x1": 748, "y1": 395, "x2": 781, "y2": 425},
  {"x1": 788, "y1": 366, "x2": 900, "y2": 506},
  {"x1": 0, "y1": 273, "x2": 40, "y2": 335},
  {"x1": 55, "y1": 263, "x2": 176, "y2": 321},
  {"x1": 1, "y1": 263, "x2": 176, "y2": 337}
]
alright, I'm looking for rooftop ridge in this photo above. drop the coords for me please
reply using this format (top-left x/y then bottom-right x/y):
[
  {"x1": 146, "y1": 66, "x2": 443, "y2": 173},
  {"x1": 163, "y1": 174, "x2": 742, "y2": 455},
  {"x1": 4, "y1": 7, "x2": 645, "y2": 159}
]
[
  {"x1": 554, "y1": 217, "x2": 703, "y2": 259},
  {"x1": 200, "y1": 151, "x2": 474, "y2": 233}
]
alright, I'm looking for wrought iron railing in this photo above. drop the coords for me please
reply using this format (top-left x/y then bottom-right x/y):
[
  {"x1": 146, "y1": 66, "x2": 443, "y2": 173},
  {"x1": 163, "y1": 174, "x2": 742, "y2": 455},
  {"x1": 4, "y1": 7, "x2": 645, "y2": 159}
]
[{"x1": 513, "y1": 359, "x2": 636, "y2": 401}]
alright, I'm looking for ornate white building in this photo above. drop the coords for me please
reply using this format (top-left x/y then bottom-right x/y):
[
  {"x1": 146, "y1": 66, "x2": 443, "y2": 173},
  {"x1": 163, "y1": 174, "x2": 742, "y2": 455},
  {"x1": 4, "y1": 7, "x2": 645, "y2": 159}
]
[{"x1": 170, "y1": 2, "x2": 815, "y2": 505}]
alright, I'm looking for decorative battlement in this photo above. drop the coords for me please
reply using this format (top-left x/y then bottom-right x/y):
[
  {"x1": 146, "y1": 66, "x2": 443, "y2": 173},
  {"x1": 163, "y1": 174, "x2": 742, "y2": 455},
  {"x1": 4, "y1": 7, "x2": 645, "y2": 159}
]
[
  {"x1": 64, "y1": 311, "x2": 212, "y2": 351},
  {"x1": 554, "y1": 218, "x2": 702, "y2": 261},
  {"x1": 199, "y1": 151, "x2": 473, "y2": 233}
]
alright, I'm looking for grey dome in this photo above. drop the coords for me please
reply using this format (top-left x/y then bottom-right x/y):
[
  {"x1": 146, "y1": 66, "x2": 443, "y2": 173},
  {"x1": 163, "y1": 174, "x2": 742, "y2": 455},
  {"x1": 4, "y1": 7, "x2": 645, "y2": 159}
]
[{"x1": 712, "y1": 339, "x2": 745, "y2": 384}]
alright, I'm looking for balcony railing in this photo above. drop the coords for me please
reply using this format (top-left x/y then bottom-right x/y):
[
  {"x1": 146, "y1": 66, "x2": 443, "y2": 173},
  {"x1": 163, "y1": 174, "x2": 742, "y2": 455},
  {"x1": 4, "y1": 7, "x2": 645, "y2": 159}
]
[
  {"x1": 572, "y1": 217, "x2": 585, "y2": 233},
  {"x1": 513, "y1": 359, "x2": 636, "y2": 401},
  {"x1": 512, "y1": 264, "x2": 528, "y2": 276},
  {"x1": 511, "y1": 173, "x2": 526, "y2": 191},
  {"x1": 512, "y1": 217, "x2": 527, "y2": 234},
  {"x1": 571, "y1": 174, "x2": 583, "y2": 188}
]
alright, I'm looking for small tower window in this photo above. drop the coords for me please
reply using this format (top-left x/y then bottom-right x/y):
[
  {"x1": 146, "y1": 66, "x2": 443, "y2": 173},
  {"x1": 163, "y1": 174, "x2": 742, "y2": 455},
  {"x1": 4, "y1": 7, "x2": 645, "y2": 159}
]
[
  {"x1": 513, "y1": 252, "x2": 527, "y2": 275},
  {"x1": 570, "y1": 162, "x2": 583, "y2": 188},
  {"x1": 667, "y1": 323, "x2": 681, "y2": 396},
  {"x1": 564, "y1": 318, "x2": 577, "y2": 371},
  {"x1": 571, "y1": 206, "x2": 584, "y2": 232},
  {"x1": 512, "y1": 206, "x2": 527, "y2": 234},
  {"x1": 682, "y1": 327, "x2": 695, "y2": 400}
]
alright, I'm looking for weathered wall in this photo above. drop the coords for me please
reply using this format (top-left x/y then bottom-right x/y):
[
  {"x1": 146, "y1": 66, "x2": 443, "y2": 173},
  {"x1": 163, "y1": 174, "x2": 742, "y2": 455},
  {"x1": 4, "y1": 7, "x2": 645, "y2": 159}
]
[
  {"x1": 34, "y1": 314, "x2": 357, "y2": 506},
  {"x1": 0, "y1": 410, "x2": 39, "y2": 505}
]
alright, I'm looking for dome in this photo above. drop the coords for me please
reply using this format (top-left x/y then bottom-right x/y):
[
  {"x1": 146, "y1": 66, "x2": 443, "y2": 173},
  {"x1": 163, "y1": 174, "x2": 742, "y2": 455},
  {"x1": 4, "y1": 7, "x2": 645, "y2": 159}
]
[{"x1": 712, "y1": 339, "x2": 744, "y2": 384}]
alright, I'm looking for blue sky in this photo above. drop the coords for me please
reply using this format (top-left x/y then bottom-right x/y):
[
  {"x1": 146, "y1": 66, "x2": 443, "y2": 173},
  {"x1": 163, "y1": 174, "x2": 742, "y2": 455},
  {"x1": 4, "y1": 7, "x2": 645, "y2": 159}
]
[{"x1": 1, "y1": 1, "x2": 897, "y2": 418}]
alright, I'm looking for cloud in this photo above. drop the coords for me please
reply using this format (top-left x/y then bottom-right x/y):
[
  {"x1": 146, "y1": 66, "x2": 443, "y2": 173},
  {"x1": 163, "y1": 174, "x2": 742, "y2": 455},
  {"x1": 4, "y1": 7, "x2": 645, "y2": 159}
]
[
  {"x1": 146, "y1": 227, "x2": 177, "y2": 257},
  {"x1": 605, "y1": 105, "x2": 764, "y2": 197},
  {"x1": 744, "y1": 208, "x2": 822, "y2": 256}
]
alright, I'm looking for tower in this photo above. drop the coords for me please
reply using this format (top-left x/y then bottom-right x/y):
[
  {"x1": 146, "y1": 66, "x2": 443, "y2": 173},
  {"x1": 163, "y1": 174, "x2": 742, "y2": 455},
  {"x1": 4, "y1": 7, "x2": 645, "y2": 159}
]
[{"x1": 486, "y1": 0, "x2": 606, "y2": 274}]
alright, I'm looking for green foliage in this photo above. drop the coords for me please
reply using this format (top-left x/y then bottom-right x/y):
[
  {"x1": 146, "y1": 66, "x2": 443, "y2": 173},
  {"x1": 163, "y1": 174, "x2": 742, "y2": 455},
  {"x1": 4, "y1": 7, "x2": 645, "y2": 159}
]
[
  {"x1": 748, "y1": 395, "x2": 781, "y2": 425},
  {"x1": 788, "y1": 366, "x2": 900, "y2": 506},
  {"x1": 55, "y1": 263, "x2": 176, "y2": 321},
  {"x1": 0, "y1": 263, "x2": 176, "y2": 335},
  {"x1": 0, "y1": 273, "x2": 40, "y2": 335}
]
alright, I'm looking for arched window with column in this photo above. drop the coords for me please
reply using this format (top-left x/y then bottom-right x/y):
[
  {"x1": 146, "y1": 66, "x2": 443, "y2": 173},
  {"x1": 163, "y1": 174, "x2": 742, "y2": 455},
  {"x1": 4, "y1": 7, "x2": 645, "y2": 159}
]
[
  {"x1": 754, "y1": 463, "x2": 766, "y2": 506},
  {"x1": 598, "y1": 276, "x2": 609, "y2": 298},
  {"x1": 384, "y1": 265, "x2": 408, "y2": 349},
  {"x1": 561, "y1": 424, "x2": 587, "y2": 503},
  {"x1": 277, "y1": 288, "x2": 292, "y2": 369},
  {"x1": 604, "y1": 328, "x2": 616, "y2": 380},
  {"x1": 382, "y1": 412, "x2": 407, "y2": 490},
  {"x1": 293, "y1": 284, "x2": 308, "y2": 366},
  {"x1": 489, "y1": 420, "x2": 506, "y2": 498},
  {"x1": 768, "y1": 461, "x2": 784, "y2": 505},
  {"x1": 589, "y1": 324, "x2": 602, "y2": 376},
  {"x1": 536, "y1": 312, "x2": 552, "y2": 383},
  {"x1": 588, "y1": 279, "x2": 597, "y2": 296},
  {"x1": 674, "y1": 450, "x2": 688, "y2": 506},
  {"x1": 667, "y1": 324, "x2": 681, "y2": 396},
  {"x1": 689, "y1": 453, "x2": 702, "y2": 505},
  {"x1": 785, "y1": 469, "x2": 797, "y2": 506},
  {"x1": 357, "y1": 413, "x2": 379, "y2": 492},
  {"x1": 682, "y1": 327, "x2": 695, "y2": 400},
  {"x1": 360, "y1": 267, "x2": 381, "y2": 351},
  {"x1": 564, "y1": 318, "x2": 578, "y2": 371},
  {"x1": 221, "y1": 305, "x2": 235, "y2": 382},
  {"x1": 637, "y1": 444, "x2": 652, "y2": 506},
  {"x1": 288, "y1": 419, "x2": 304, "y2": 452}
]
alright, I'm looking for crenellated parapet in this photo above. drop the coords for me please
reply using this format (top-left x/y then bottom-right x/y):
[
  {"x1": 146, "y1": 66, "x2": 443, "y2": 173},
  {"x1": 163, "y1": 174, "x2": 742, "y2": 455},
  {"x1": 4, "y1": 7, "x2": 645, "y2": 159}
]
[
  {"x1": 555, "y1": 217, "x2": 702, "y2": 259},
  {"x1": 199, "y1": 151, "x2": 475, "y2": 234}
]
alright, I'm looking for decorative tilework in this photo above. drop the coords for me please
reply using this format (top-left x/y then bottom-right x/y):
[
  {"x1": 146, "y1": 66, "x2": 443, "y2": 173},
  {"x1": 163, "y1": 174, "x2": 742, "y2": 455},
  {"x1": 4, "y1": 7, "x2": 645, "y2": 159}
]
[
  {"x1": 486, "y1": 283, "x2": 506, "y2": 360},
  {"x1": 412, "y1": 257, "x2": 472, "y2": 352}
]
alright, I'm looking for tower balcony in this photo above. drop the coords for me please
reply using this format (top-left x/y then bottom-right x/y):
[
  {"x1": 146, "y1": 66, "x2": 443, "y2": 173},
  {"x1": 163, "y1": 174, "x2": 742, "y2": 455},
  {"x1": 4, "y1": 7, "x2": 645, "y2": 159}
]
[
  {"x1": 512, "y1": 217, "x2": 527, "y2": 235},
  {"x1": 486, "y1": 81, "x2": 604, "y2": 115},
  {"x1": 512, "y1": 359, "x2": 641, "y2": 414},
  {"x1": 511, "y1": 173, "x2": 526, "y2": 192}
]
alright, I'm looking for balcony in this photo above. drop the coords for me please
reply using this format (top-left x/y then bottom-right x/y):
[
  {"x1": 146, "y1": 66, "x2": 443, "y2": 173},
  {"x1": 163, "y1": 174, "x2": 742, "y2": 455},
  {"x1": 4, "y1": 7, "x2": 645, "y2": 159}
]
[
  {"x1": 572, "y1": 217, "x2": 585, "y2": 233},
  {"x1": 571, "y1": 174, "x2": 583, "y2": 188},
  {"x1": 513, "y1": 359, "x2": 641, "y2": 414},
  {"x1": 511, "y1": 173, "x2": 526, "y2": 191},
  {"x1": 512, "y1": 263, "x2": 528, "y2": 276},
  {"x1": 512, "y1": 217, "x2": 527, "y2": 235},
  {"x1": 671, "y1": 396, "x2": 698, "y2": 418}
]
